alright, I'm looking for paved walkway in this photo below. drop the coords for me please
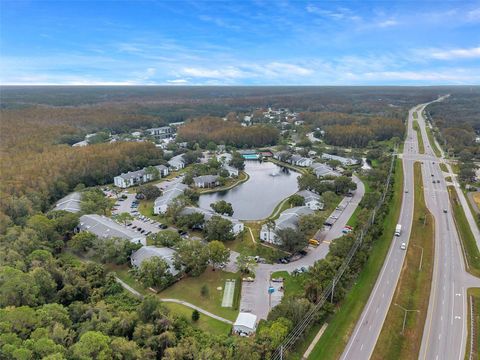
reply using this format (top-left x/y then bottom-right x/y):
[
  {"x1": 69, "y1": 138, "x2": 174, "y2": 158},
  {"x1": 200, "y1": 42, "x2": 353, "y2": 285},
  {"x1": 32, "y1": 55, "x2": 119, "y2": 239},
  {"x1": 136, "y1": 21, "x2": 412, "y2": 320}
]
[{"x1": 115, "y1": 277, "x2": 233, "y2": 324}]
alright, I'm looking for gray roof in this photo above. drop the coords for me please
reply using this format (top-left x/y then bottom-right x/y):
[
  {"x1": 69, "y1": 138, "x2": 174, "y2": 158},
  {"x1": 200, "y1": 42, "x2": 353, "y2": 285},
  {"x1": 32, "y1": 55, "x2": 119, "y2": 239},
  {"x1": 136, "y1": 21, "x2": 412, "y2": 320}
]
[
  {"x1": 116, "y1": 168, "x2": 146, "y2": 180},
  {"x1": 321, "y1": 153, "x2": 358, "y2": 165},
  {"x1": 310, "y1": 163, "x2": 339, "y2": 177},
  {"x1": 168, "y1": 154, "x2": 185, "y2": 167},
  {"x1": 79, "y1": 214, "x2": 146, "y2": 244},
  {"x1": 131, "y1": 246, "x2": 179, "y2": 276},
  {"x1": 180, "y1": 206, "x2": 242, "y2": 226},
  {"x1": 264, "y1": 206, "x2": 313, "y2": 233},
  {"x1": 155, "y1": 164, "x2": 168, "y2": 171},
  {"x1": 55, "y1": 192, "x2": 82, "y2": 213},
  {"x1": 154, "y1": 183, "x2": 188, "y2": 208},
  {"x1": 290, "y1": 154, "x2": 303, "y2": 162},
  {"x1": 193, "y1": 175, "x2": 219, "y2": 183},
  {"x1": 296, "y1": 190, "x2": 321, "y2": 203}
]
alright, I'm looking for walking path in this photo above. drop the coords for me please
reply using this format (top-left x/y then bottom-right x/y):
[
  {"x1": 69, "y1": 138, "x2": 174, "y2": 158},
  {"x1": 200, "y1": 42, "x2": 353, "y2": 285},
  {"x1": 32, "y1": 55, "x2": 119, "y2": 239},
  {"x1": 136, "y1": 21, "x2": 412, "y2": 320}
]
[{"x1": 115, "y1": 277, "x2": 233, "y2": 325}]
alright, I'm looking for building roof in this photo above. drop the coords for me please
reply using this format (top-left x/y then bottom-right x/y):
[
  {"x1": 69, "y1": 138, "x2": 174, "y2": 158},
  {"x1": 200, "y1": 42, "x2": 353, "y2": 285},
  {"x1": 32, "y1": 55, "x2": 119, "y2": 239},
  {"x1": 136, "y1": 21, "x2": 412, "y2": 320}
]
[
  {"x1": 131, "y1": 246, "x2": 179, "y2": 275},
  {"x1": 116, "y1": 168, "x2": 146, "y2": 181},
  {"x1": 154, "y1": 182, "x2": 188, "y2": 209},
  {"x1": 55, "y1": 192, "x2": 82, "y2": 213},
  {"x1": 155, "y1": 164, "x2": 168, "y2": 172},
  {"x1": 263, "y1": 206, "x2": 313, "y2": 233},
  {"x1": 193, "y1": 175, "x2": 219, "y2": 184},
  {"x1": 168, "y1": 154, "x2": 185, "y2": 167},
  {"x1": 234, "y1": 312, "x2": 257, "y2": 330},
  {"x1": 310, "y1": 163, "x2": 339, "y2": 177},
  {"x1": 321, "y1": 153, "x2": 358, "y2": 165},
  {"x1": 79, "y1": 214, "x2": 146, "y2": 245},
  {"x1": 296, "y1": 190, "x2": 321, "y2": 203},
  {"x1": 179, "y1": 206, "x2": 243, "y2": 226}
]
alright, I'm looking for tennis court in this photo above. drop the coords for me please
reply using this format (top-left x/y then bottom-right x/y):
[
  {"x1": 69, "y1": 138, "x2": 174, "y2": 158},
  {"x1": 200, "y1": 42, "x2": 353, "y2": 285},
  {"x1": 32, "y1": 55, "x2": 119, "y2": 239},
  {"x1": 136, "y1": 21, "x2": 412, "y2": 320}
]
[{"x1": 221, "y1": 280, "x2": 236, "y2": 307}]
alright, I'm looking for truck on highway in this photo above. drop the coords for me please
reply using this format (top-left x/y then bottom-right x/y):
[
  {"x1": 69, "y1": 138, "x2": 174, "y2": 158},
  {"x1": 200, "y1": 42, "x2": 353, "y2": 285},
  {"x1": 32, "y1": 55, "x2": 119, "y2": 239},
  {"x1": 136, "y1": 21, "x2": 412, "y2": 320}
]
[{"x1": 395, "y1": 224, "x2": 402, "y2": 237}]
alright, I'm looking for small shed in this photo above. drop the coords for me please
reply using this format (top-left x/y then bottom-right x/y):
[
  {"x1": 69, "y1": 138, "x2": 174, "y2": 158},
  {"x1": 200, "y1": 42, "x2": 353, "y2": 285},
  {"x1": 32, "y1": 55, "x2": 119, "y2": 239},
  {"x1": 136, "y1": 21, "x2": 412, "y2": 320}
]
[{"x1": 233, "y1": 312, "x2": 257, "y2": 336}]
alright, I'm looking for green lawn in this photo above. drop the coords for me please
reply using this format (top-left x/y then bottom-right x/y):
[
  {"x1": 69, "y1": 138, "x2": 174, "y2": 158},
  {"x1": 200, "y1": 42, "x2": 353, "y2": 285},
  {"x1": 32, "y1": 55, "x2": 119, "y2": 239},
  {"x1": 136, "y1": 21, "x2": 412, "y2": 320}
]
[
  {"x1": 308, "y1": 158, "x2": 404, "y2": 360},
  {"x1": 426, "y1": 126, "x2": 441, "y2": 157},
  {"x1": 440, "y1": 163, "x2": 448, "y2": 172},
  {"x1": 372, "y1": 162, "x2": 434, "y2": 359},
  {"x1": 448, "y1": 186, "x2": 480, "y2": 277},
  {"x1": 159, "y1": 269, "x2": 241, "y2": 321},
  {"x1": 163, "y1": 302, "x2": 232, "y2": 336},
  {"x1": 413, "y1": 111, "x2": 418, "y2": 119},
  {"x1": 465, "y1": 288, "x2": 480, "y2": 360},
  {"x1": 413, "y1": 120, "x2": 425, "y2": 154},
  {"x1": 271, "y1": 271, "x2": 307, "y2": 298}
]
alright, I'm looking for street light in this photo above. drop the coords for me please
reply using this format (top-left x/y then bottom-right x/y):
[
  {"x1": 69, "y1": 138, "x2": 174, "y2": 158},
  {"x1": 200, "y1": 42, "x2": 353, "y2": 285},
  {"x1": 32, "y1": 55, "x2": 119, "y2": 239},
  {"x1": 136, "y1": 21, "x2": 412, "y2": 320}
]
[
  {"x1": 394, "y1": 303, "x2": 419, "y2": 335},
  {"x1": 412, "y1": 244, "x2": 424, "y2": 271}
]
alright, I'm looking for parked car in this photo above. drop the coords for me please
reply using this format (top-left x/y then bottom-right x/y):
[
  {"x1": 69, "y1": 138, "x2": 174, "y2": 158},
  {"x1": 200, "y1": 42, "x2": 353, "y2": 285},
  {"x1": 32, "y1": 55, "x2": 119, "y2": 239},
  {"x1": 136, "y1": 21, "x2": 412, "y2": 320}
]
[{"x1": 158, "y1": 224, "x2": 168, "y2": 229}]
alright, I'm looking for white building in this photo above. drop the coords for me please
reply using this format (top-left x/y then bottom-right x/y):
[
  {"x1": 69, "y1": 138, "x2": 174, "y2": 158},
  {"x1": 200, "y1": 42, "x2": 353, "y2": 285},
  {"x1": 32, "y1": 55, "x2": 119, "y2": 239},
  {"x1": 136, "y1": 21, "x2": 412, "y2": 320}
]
[
  {"x1": 72, "y1": 140, "x2": 89, "y2": 147},
  {"x1": 146, "y1": 126, "x2": 174, "y2": 139},
  {"x1": 223, "y1": 164, "x2": 239, "y2": 177},
  {"x1": 260, "y1": 206, "x2": 313, "y2": 245},
  {"x1": 321, "y1": 153, "x2": 359, "y2": 166},
  {"x1": 113, "y1": 165, "x2": 169, "y2": 188},
  {"x1": 310, "y1": 163, "x2": 339, "y2": 178},
  {"x1": 131, "y1": 246, "x2": 179, "y2": 276},
  {"x1": 54, "y1": 192, "x2": 82, "y2": 213},
  {"x1": 289, "y1": 155, "x2": 313, "y2": 167},
  {"x1": 295, "y1": 190, "x2": 324, "y2": 210},
  {"x1": 193, "y1": 175, "x2": 219, "y2": 188},
  {"x1": 233, "y1": 312, "x2": 257, "y2": 336},
  {"x1": 168, "y1": 154, "x2": 186, "y2": 170},
  {"x1": 179, "y1": 206, "x2": 244, "y2": 235},
  {"x1": 153, "y1": 183, "x2": 189, "y2": 214},
  {"x1": 78, "y1": 214, "x2": 146, "y2": 245}
]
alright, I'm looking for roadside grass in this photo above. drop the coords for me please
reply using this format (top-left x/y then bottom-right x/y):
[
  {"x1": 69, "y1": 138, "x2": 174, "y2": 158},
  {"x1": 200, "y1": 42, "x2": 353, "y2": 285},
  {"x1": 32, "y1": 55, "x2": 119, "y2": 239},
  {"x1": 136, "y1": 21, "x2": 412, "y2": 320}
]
[
  {"x1": 448, "y1": 186, "x2": 480, "y2": 277},
  {"x1": 159, "y1": 268, "x2": 241, "y2": 321},
  {"x1": 426, "y1": 126, "x2": 441, "y2": 157},
  {"x1": 372, "y1": 162, "x2": 434, "y2": 360},
  {"x1": 413, "y1": 120, "x2": 425, "y2": 154},
  {"x1": 306, "y1": 158, "x2": 403, "y2": 360},
  {"x1": 473, "y1": 192, "x2": 480, "y2": 209},
  {"x1": 346, "y1": 206, "x2": 361, "y2": 228},
  {"x1": 465, "y1": 288, "x2": 480, "y2": 360},
  {"x1": 197, "y1": 171, "x2": 249, "y2": 194},
  {"x1": 452, "y1": 162, "x2": 460, "y2": 174},
  {"x1": 440, "y1": 163, "x2": 448, "y2": 172},
  {"x1": 163, "y1": 302, "x2": 232, "y2": 336},
  {"x1": 445, "y1": 176, "x2": 452, "y2": 182},
  {"x1": 413, "y1": 111, "x2": 418, "y2": 119},
  {"x1": 271, "y1": 271, "x2": 307, "y2": 298}
]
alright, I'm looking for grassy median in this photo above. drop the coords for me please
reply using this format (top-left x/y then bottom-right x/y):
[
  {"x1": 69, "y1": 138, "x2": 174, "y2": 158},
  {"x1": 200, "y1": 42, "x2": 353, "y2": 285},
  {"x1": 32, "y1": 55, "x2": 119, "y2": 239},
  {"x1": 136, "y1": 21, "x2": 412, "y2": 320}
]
[
  {"x1": 426, "y1": 126, "x2": 441, "y2": 157},
  {"x1": 306, "y1": 158, "x2": 404, "y2": 360},
  {"x1": 372, "y1": 162, "x2": 434, "y2": 360},
  {"x1": 465, "y1": 288, "x2": 480, "y2": 360},
  {"x1": 448, "y1": 186, "x2": 480, "y2": 277},
  {"x1": 413, "y1": 120, "x2": 425, "y2": 154}
]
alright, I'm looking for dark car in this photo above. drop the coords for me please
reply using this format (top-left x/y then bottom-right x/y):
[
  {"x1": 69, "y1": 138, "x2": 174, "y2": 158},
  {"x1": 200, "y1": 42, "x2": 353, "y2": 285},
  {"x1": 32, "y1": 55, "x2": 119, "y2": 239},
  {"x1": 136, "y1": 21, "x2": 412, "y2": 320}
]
[{"x1": 158, "y1": 223, "x2": 168, "y2": 229}]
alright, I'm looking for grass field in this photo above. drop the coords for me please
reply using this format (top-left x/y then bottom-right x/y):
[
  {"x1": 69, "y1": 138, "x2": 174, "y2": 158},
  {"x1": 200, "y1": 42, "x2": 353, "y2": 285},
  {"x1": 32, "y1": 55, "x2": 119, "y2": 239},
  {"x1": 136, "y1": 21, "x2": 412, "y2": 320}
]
[
  {"x1": 159, "y1": 269, "x2": 241, "y2": 321},
  {"x1": 448, "y1": 186, "x2": 480, "y2": 277},
  {"x1": 465, "y1": 288, "x2": 480, "y2": 360},
  {"x1": 163, "y1": 302, "x2": 232, "y2": 336},
  {"x1": 413, "y1": 111, "x2": 418, "y2": 119},
  {"x1": 426, "y1": 126, "x2": 441, "y2": 157},
  {"x1": 372, "y1": 162, "x2": 434, "y2": 359},
  {"x1": 473, "y1": 192, "x2": 480, "y2": 208},
  {"x1": 440, "y1": 163, "x2": 448, "y2": 172},
  {"x1": 307, "y1": 158, "x2": 404, "y2": 360},
  {"x1": 413, "y1": 120, "x2": 425, "y2": 154},
  {"x1": 271, "y1": 271, "x2": 307, "y2": 298}
]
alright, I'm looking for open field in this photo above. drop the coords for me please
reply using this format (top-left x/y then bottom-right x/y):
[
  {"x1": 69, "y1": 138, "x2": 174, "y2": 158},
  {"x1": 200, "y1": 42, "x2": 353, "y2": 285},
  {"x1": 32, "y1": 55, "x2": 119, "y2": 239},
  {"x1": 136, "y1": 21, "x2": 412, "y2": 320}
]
[
  {"x1": 159, "y1": 269, "x2": 241, "y2": 321},
  {"x1": 307, "y1": 158, "x2": 403, "y2": 359},
  {"x1": 271, "y1": 271, "x2": 307, "y2": 298},
  {"x1": 448, "y1": 186, "x2": 480, "y2": 277},
  {"x1": 372, "y1": 162, "x2": 434, "y2": 359}
]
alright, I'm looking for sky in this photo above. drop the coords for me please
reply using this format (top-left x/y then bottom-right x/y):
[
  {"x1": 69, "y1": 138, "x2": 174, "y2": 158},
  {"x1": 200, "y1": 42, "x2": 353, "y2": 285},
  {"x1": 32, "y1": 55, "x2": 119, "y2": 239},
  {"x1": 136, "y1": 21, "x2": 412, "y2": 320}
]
[{"x1": 1, "y1": 0, "x2": 480, "y2": 85}]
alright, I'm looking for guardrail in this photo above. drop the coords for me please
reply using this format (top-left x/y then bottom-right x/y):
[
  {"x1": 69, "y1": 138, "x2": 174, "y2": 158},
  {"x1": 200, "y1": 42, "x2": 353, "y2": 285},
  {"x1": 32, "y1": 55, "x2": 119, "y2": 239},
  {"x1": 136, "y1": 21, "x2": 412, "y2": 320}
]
[{"x1": 271, "y1": 149, "x2": 397, "y2": 360}]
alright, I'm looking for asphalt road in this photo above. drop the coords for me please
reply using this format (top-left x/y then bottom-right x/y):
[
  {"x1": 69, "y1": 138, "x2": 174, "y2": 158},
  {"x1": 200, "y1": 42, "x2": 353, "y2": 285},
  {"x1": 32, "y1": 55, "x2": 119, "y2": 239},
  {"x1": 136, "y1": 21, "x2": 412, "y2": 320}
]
[{"x1": 341, "y1": 103, "x2": 418, "y2": 360}]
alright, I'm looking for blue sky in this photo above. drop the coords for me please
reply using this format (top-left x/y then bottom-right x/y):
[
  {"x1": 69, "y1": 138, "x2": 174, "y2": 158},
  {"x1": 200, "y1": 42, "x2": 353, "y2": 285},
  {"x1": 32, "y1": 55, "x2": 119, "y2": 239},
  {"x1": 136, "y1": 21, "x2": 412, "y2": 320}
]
[{"x1": 1, "y1": 0, "x2": 480, "y2": 85}]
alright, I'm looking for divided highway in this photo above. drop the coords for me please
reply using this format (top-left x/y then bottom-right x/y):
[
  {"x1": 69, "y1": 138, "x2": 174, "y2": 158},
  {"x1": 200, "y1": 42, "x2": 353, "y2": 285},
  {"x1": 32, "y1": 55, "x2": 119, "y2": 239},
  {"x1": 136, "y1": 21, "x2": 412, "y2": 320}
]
[{"x1": 340, "y1": 103, "x2": 418, "y2": 360}]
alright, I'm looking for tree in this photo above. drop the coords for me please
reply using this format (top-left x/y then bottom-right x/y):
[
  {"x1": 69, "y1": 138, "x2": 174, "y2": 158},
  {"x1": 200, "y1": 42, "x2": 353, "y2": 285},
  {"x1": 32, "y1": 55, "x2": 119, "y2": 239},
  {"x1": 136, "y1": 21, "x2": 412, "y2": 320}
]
[
  {"x1": 191, "y1": 310, "x2": 200, "y2": 322},
  {"x1": 333, "y1": 176, "x2": 357, "y2": 195},
  {"x1": 95, "y1": 237, "x2": 142, "y2": 265},
  {"x1": 327, "y1": 159, "x2": 342, "y2": 170},
  {"x1": 174, "y1": 240, "x2": 208, "y2": 276},
  {"x1": 210, "y1": 200, "x2": 234, "y2": 216},
  {"x1": 137, "y1": 184, "x2": 162, "y2": 200},
  {"x1": 80, "y1": 189, "x2": 111, "y2": 215},
  {"x1": 71, "y1": 331, "x2": 112, "y2": 360},
  {"x1": 257, "y1": 317, "x2": 292, "y2": 350},
  {"x1": 276, "y1": 228, "x2": 307, "y2": 253},
  {"x1": 150, "y1": 230, "x2": 182, "y2": 247},
  {"x1": 236, "y1": 253, "x2": 257, "y2": 275},
  {"x1": 206, "y1": 241, "x2": 230, "y2": 270},
  {"x1": 288, "y1": 194, "x2": 305, "y2": 207},
  {"x1": 133, "y1": 257, "x2": 173, "y2": 289},
  {"x1": 0, "y1": 266, "x2": 40, "y2": 307},
  {"x1": 204, "y1": 216, "x2": 235, "y2": 242},
  {"x1": 298, "y1": 213, "x2": 325, "y2": 238},
  {"x1": 69, "y1": 232, "x2": 97, "y2": 252},
  {"x1": 144, "y1": 166, "x2": 160, "y2": 181},
  {"x1": 176, "y1": 212, "x2": 205, "y2": 230},
  {"x1": 230, "y1": 151, "x2": 245, "y2": 170},
  {"x1": 116, "y1": 212, "x2": 133, "y2": 226}
]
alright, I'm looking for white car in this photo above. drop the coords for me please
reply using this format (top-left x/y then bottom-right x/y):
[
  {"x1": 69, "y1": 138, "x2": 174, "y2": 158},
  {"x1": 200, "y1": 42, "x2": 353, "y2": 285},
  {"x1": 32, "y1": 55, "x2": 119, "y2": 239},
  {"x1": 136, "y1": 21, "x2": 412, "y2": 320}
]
[{"x1": 400, "y1": 243, "x2": 407, "y2": 250}]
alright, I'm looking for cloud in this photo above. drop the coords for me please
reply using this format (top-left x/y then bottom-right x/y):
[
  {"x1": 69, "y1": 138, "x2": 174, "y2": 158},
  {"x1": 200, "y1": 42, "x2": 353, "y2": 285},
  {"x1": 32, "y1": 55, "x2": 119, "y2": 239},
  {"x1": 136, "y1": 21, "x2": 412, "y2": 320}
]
[
  {"x1": 181, "y1": 66, "x2": 247, "y2": 79},
  {"x1": 376, "y1": 19, "x2": 399, "y2": 28},
  {"x1": 428, "y1": 46, "x2": 480, "y2": 60},
  {"x1": 467, "y1": 8, "x2": 480, "y2": 21},
  {"x1": 166, "y1": 79, "x2": 189, "y2": 84},
  {"x1": 306, "y1": 5, "x2": 361, "y2": 21}
]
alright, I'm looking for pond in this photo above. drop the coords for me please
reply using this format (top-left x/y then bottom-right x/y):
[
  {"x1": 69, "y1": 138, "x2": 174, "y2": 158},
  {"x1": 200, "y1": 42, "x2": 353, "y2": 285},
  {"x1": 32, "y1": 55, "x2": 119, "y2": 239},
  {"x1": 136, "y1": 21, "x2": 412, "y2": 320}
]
[{"x1": 198, "y1": 161, "x2": 300, "y2": 220}]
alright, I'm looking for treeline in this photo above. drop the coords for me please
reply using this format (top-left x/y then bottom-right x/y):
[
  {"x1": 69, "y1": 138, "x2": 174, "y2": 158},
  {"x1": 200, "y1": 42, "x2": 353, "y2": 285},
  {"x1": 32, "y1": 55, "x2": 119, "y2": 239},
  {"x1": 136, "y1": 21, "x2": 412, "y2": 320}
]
[
  {"x1": 303, "y1": 112, "x2": 404, "y2": 147},
  {"x1": 177, "y1": 117, "x2": 279, "y2": 147},
  {"x1": 0, "y1": 142, "x2": 164, "y2": 227}
]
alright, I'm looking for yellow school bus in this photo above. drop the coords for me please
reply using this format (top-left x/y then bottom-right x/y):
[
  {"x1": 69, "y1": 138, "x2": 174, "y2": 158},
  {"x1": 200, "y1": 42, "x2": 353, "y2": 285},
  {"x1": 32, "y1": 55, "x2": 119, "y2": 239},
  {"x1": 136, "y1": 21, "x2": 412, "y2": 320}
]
[{"x1": 309, "y1": 239, "x2": 320, "y2": 246}]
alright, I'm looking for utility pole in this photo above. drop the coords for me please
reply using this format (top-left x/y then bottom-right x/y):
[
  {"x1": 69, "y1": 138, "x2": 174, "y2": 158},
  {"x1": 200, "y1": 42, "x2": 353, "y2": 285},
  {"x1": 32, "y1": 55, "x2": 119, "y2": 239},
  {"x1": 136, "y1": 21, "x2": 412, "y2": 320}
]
[
  {"x1": 394, "y1": 303, "x2": 419, "y2": 335},
  {"x1": 413, "y1": 244, "x2": 424, "y2": 271}
]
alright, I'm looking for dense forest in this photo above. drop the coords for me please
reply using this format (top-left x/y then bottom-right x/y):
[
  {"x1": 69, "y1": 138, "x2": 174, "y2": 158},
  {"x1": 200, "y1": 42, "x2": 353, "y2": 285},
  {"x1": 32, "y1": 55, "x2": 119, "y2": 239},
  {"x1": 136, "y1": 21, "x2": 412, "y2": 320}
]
[{"x1": 177, "y1": 117, "x2": 279, "y2": 147}]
